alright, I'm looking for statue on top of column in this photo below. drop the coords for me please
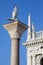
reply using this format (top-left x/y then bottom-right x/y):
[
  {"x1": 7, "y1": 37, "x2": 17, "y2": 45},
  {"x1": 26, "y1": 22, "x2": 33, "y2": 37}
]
[{"x1": 12, "y1": 6, "x2": 17, "y2": 19}]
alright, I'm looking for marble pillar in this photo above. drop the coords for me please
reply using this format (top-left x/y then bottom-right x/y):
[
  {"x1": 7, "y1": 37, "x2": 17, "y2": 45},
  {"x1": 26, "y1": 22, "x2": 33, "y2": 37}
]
[
  {"x1": 3, "y1": 20, "x2": 28, "y2": 65},
  {"x1": 32, "y1": 55, "x2": 35, "y2": 65},
  {"x1": 28, "y1": 56, "x2": 32, "y2": 65},
  {"x1": 11, "y1": 38, "x2": 20, "y2": 65}
]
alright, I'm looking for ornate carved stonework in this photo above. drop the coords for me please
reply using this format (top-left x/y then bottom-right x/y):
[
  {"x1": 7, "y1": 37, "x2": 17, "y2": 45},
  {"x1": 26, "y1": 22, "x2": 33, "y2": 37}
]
[
  {"x1": 3, "y1": 20, "x2": 28, "y2": 39},
  {"x1": 23, "y1": 14, "x2": 43, "y2": 65},
  {"x1": 36, "y1": 54, "x2": 43, "y2": 65}
]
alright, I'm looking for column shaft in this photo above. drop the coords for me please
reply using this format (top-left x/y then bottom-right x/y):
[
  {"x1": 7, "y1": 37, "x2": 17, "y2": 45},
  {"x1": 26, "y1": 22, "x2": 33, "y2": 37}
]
[
  {"x1": 32, "y1": 55, "x2": 35, "y2": 65},
  {"x1": 27, "y1": 55, "x2": 32, "y2": 65},
  {"x1": 11, "y1": 38, "x2": 20, "y2": 65}
]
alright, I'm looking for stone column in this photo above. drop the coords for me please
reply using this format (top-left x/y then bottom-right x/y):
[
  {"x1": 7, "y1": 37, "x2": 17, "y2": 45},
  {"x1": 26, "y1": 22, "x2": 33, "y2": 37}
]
[
  {"x1": 11, "y1": 38, "x2": 20, "y2": 65},
  {"x1": 27, "y1": 52, "x2": 32, "y2": 65},
  {"x1": 27, "y1": 56, "x2": 32, "y2": 65},
  {"x1": 3, "y1": 20, "x2": 28, "y2": 65},
  {"x1": 32, "y1": 55, "x2": 35, "y2": 65}
]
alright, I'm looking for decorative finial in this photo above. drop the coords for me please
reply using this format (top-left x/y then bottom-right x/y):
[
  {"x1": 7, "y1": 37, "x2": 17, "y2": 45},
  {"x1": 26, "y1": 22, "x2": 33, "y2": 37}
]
[
  {"x1": 28, "y1": 13, "x2": 31, "y2": 26},
  {"x1": 29, "y1": 13, "x2": 30, "y2": 16},
  {"x1": 32, "y1": 22, "x2": 34, "y2": 29},
  {"x1": 12, "y1": 6, "x2": 17, "y2": 19}
]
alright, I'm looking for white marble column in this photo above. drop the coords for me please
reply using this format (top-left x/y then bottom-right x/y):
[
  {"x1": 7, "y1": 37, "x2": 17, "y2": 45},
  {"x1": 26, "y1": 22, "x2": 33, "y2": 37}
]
[
  {"x1": 27, "y1": 55, "x2": 32, "y2": 65},
  {"x1": 32, "y1": 55, "x2": 35, "y2": 65}
]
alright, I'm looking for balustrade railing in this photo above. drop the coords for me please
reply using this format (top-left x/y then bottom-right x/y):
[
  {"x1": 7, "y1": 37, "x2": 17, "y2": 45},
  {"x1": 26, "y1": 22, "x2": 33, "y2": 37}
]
[{"x1": 36, "y1": 31, "x2": 43, "y2": 38}]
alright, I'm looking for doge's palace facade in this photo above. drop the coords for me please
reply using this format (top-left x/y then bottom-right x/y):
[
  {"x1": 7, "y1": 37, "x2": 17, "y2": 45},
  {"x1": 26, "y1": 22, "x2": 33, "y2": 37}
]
[{"x1": 23, "y1": 14, "x2": 43, "y2": 65}]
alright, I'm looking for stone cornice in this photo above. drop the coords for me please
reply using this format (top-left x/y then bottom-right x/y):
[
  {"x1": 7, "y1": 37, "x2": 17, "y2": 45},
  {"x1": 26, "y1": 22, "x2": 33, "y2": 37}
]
[{"x1": 23, "y1": 37, "x2": 43, "y2": 46}]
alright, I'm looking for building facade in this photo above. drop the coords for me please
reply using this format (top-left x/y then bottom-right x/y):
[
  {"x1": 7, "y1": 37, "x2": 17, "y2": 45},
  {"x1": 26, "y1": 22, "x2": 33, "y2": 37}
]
[{"x1": 23, "y1": 14, "x2": 43, "y2": 65}]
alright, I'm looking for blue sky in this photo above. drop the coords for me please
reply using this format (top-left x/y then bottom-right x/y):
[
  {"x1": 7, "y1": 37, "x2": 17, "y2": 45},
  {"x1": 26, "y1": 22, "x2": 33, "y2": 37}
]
[{"x1": 0, "y1": 0, "x2": 43, "y2": 65}]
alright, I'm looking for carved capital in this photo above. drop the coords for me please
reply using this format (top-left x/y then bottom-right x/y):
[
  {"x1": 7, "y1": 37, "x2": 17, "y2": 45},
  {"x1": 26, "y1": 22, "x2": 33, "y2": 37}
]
[
  {"x1": 8, "y1": 30, "x2": 22, "y2": 39},
  {"x1": 3, "y1": 20, "x2": 28, "y2": 40}
]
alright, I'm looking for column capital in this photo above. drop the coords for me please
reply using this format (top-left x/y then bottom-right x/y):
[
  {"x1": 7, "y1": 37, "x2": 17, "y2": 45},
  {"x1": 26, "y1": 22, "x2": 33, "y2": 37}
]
[{"x1": 3, "y1": 20, "x2": 28, "y2": 39}]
